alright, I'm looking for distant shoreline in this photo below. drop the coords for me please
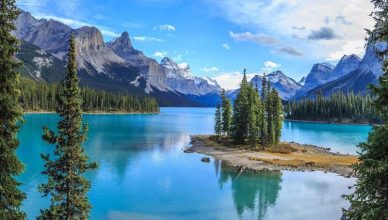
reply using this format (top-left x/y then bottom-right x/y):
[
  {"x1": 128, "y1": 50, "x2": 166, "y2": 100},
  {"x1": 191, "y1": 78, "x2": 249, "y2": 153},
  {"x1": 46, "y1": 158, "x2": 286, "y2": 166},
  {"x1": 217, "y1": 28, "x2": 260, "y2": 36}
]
[{"x1": 284, "y1": 119, "x2": 374, "y2": 126}]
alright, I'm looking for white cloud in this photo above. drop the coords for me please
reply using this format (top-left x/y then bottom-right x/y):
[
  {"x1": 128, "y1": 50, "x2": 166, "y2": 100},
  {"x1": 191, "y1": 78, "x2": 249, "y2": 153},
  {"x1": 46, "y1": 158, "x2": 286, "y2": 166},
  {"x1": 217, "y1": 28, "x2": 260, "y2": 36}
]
[
  {"x1": 261, "y1": 61, "x2": 281, "y2": 72},
  {"x1": 210, "y1": 0, "x2": 375, "y2": 61},
  {"x1": 153, "y1": 51, "x2": 168, "y2": 58},
  {"x1": 230, "y1": 31, "x2": 279, "y2": 46},
  {"x1": 201, "y1": 66, "x2": 220, "y2": 73},
  {"x1": 132, "y1": 36, "x2": 163, "y2": 42},
  {"x1": 153, "y1": 24, "x2": 176, "y2": 31},
  {"x1": 213, "y1": 71, "x2": 256, "y2": 90},
  {"x1": 264, "y1": 61, "x2": 280, "y2": 69},
  {"x1": 222, "y1": 43, "x2": 230, "y2": 50}
]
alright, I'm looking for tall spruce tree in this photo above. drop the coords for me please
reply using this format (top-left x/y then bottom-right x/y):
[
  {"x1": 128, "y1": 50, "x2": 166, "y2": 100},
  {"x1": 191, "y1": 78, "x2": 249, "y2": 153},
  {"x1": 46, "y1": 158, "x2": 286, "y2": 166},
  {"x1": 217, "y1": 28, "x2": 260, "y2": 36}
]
[
  {"x1": 260, "y1": 74, "x2": 268, "y2": 145},
  {"x1": 344, "y1": 1, "x2": 388, "y2": 219},
  {"x1": 272, "y1": 89, "x2": 283, "y2": 144},
  {"x1": 231, "y1": 69, "x2": 249, "y2": 144},
  {"x1": 221, "y1": 90, "x2": 232, "y2": 136},
  {"x1": 0, "y1": 2, "x2": 26, "y2": 219},
  {"x1": 247, "y1": 86, "x2": 259, "y2": 147},
  {"x1": 215, "y1": 103, "x2": 222, "y2": 136},
  {"x1": 39, "y1": 35, "x2": 98, "y2": 219},
  {"x1": 266, "y1": 80, "x2": 274, "y2": 145}
]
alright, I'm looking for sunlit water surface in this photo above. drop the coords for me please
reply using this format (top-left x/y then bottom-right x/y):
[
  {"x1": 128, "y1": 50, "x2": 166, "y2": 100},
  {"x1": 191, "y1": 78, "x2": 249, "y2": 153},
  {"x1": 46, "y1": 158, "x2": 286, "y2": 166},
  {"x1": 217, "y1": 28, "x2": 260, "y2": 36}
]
[{"x1": 18, "y1": 108, "x2": 370, "y2": 219}]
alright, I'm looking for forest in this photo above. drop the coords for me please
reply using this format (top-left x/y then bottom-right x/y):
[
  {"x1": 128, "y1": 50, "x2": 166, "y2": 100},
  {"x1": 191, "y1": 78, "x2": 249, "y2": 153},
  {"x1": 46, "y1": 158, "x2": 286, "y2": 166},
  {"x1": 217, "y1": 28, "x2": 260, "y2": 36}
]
[
  {"x1": 19, "y1": 78, "x2": 160, "y2": 113},
  {"x1": 285, "y1": 91, "x2": 381, "y2": 124},
  {"x1": 215, "y1": 71, "x2": 283, "y2": 147}
]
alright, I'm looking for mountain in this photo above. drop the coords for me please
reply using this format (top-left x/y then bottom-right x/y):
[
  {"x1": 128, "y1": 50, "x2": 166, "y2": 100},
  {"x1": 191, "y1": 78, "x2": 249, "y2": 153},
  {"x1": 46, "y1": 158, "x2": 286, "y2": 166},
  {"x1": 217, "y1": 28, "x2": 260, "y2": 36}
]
[
  {"x1": 228, "y1": 71, "x2": 301, "y2": 101},
  {"x1": 294, "y1": 63, "x2": 334, "y2": 98},
  {"x1": 329, "y1": 54, "x2": 361, "y2": 81},
  {"x1": 14, "y1": 10, "x2": 221, "y2": 106},
  {"x1": 295, "y1": 54, "x2": 362, "y2": 98},
  {"x1": 17, "y1": 41, "x2": 66, "y2": 82},
  {"x1": 302, "y1": 41, "x2": 387, "y2": 98}
]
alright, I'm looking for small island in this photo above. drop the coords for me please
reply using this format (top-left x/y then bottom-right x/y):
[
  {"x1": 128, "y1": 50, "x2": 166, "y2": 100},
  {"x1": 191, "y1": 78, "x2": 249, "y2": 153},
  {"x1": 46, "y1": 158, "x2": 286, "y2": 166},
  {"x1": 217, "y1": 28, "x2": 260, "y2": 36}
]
[
  {"x1": 189, "y1": 71, "x2": 358, "y2": 177},
  {"x1": 188, "y1": 135, "x2": 357, "y2": 177}
]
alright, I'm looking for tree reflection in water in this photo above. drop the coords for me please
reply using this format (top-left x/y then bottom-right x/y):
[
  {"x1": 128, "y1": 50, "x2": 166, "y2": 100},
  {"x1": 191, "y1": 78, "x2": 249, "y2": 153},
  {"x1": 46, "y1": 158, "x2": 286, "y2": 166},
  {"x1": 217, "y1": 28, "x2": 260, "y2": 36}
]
[{"x1": 215, "y1": 159, "x2": 282, "y2": 219}]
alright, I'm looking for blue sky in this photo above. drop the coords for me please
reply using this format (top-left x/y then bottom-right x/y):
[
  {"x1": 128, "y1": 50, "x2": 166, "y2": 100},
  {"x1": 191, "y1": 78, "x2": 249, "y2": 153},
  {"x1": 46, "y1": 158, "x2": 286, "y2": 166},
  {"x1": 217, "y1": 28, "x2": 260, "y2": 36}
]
[{"x1": 17, "y1": 0, "x2": 375, "y2": 89}]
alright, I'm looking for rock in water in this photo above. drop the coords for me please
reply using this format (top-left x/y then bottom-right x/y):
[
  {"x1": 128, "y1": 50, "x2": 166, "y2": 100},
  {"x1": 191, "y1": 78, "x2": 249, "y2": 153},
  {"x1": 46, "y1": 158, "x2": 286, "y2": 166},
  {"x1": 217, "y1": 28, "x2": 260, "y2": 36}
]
[{"x1": 201, "y1": 157, "x2": 210, "y2": 163}]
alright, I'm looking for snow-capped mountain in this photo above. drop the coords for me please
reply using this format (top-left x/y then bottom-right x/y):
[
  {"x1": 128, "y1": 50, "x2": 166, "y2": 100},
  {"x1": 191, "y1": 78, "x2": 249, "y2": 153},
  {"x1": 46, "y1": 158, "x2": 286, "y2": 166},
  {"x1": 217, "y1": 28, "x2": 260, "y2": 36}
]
[
  {"x1": 294, "y1": 63, "x2": 334, "y2": 98},
  {"x1": 228, "y1": 71, "x2": 301, "y2": 101},
  {"x1": 329, "y1": 54, "x2": 361, "y2": 81},
  {"x1": 160, "y1": 57, "x2": 222, "y2": 95},
  {"x1": 302, "y1": 41, "x2": 387, "y2": 98}
]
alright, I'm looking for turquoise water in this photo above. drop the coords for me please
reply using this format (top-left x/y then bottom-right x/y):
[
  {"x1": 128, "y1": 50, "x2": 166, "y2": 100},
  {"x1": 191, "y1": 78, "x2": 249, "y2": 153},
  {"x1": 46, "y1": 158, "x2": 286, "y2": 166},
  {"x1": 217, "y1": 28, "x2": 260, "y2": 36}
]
[
  {"x1": 282, "y1": 120, "x2": 371, "y2": 154},
  {"x1": 17, "y1": 108, "x2": 369, "y2": 219}
]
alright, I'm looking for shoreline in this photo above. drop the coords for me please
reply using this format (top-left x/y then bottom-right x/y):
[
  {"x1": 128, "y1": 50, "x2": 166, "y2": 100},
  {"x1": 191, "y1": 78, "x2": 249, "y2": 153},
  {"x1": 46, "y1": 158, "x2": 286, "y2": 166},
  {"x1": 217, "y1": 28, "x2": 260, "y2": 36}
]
[
  {"x1": 189, "y1": 135, "x2": 358, "y2": 177},
  {"x1": 284, "y1": 119, "x2": 375, "y2": 126}
]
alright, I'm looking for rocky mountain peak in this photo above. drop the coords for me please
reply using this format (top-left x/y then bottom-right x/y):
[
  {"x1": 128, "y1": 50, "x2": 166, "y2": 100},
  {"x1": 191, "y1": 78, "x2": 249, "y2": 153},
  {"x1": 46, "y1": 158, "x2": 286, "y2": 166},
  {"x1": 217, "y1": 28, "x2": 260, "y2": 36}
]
[
  {"x1": 341, "y1": 54, "x2": 361, "y2": 62},
  {"x1": 75, "y1": 26, "x2": 105, "y2": 51},
  {"x1": 108, "y1": 31, "x2": 133, "y2": 50},
  {"x1": 311, "y1": 62, "x2": 335, "y2": 73},
  {"x1": 248, "y1": 71, "x2": 301, "y2": 100},
  {"x1": 160, "y1": 57, "x2": 175, "y2": 66}
]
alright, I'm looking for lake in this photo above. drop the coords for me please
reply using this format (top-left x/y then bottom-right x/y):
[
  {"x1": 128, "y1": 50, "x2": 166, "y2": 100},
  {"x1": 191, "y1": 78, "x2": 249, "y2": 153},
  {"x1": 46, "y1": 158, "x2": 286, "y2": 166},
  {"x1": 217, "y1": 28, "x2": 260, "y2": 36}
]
[{"x1": 17, "y1": 107, "x2": 371, "y2": 219}]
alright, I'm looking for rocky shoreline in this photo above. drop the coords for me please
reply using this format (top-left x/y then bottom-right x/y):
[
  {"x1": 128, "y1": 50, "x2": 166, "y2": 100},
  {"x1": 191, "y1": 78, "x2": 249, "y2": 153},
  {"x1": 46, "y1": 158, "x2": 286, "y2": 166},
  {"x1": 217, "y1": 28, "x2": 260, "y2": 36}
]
[{"x1": 187, "y1": 135, "x2": 358, "y2": 177}]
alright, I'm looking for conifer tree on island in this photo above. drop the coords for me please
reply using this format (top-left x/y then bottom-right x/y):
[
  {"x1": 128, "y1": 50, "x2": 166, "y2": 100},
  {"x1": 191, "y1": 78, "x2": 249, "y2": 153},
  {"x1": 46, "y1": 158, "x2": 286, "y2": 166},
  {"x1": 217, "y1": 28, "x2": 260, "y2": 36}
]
[
  {"x1": 344, "y1": 0, "x2": 388, "y2": 219},
  {"x1": 221, "y1": 70, "x2": 283, "y2": 147},
  {"x1": 272, "y1": 89, "x2": 283, "y2": 145},
  {"x1": 214, "y1": 103, "x2": 222, "y2": 136},
  {"x1": 0, "y1": 1, "x2": 26, "y2": 219},
  {"x1": 231, "y1": 69, "x2": 250, "y2": 144},
  {"x1": 221, "y1": 90, "x2": 232, "y2": 136},
  {"x1": 39, "y1": 35, "x2": 98, "y2": 219}
]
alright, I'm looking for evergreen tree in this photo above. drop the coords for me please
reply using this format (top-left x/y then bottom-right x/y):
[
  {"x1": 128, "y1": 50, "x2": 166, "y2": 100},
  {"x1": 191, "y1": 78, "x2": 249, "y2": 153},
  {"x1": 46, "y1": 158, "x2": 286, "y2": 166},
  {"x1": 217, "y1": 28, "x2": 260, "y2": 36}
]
[
  {"x1": 272, "y1": 89, "x2": 283, "y2": 144},
  {"x1": 215, "y1": 103, "x2": 222, "y2": 136},
  {"x1": 260, "y1": 74, "x2": 268, "y2": 145},
  {"x1": 18, "y1": 77, "x2": 159, "y2": 113},
  {"x1": 344, "y1": 1, "x2": 388, "y2": 219},
  {"x1": 231, "y1": 69, "x2": 249, "y2": 144},
  {"x1": 221, "y1": 90, "x2": 232, "y2": 136},
  {"x1": 0, "y1": 2, "x2": 26, "y2": 219},
  {"x1": 247, "y1": 86, "x2": 259, "y2": 147},
  {"x1": 285, "y1": 91, "x2": 379, "y2": 124},
  {"x1": 39, "y1": 35, "x2": 98, "y2": 219},
  {"x1": 266, "y1": 80, "x2": 274, "y2": 145}
]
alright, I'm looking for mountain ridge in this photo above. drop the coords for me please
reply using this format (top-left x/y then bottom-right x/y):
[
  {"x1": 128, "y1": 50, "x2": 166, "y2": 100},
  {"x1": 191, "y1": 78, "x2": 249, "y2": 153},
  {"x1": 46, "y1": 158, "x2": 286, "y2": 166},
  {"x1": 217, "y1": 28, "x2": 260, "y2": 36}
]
[{"x1": 14, "y1": 10, "x2": 222, "y2": 107}]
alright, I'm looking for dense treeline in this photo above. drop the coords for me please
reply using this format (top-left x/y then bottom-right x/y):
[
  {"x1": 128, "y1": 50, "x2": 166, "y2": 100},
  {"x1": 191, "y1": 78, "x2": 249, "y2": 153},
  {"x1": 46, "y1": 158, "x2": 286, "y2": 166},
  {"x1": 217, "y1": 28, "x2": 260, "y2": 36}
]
[
  {"x1": 285, "y1": 91, "x2": 381, "y2": 124},
  {"x1": 215, "y1": 71, "x2": 283, "y2": 147},
  {"x1": 19, "y1": 78, "x2": 159, "y2": 113}
]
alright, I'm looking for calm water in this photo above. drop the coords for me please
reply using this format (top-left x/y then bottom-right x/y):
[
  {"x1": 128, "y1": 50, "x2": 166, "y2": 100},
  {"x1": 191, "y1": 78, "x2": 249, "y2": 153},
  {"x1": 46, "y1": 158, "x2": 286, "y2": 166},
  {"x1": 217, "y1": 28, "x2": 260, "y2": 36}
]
[{"x1": 17, "y1": 108, "x2": 370, "y2": 220}]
